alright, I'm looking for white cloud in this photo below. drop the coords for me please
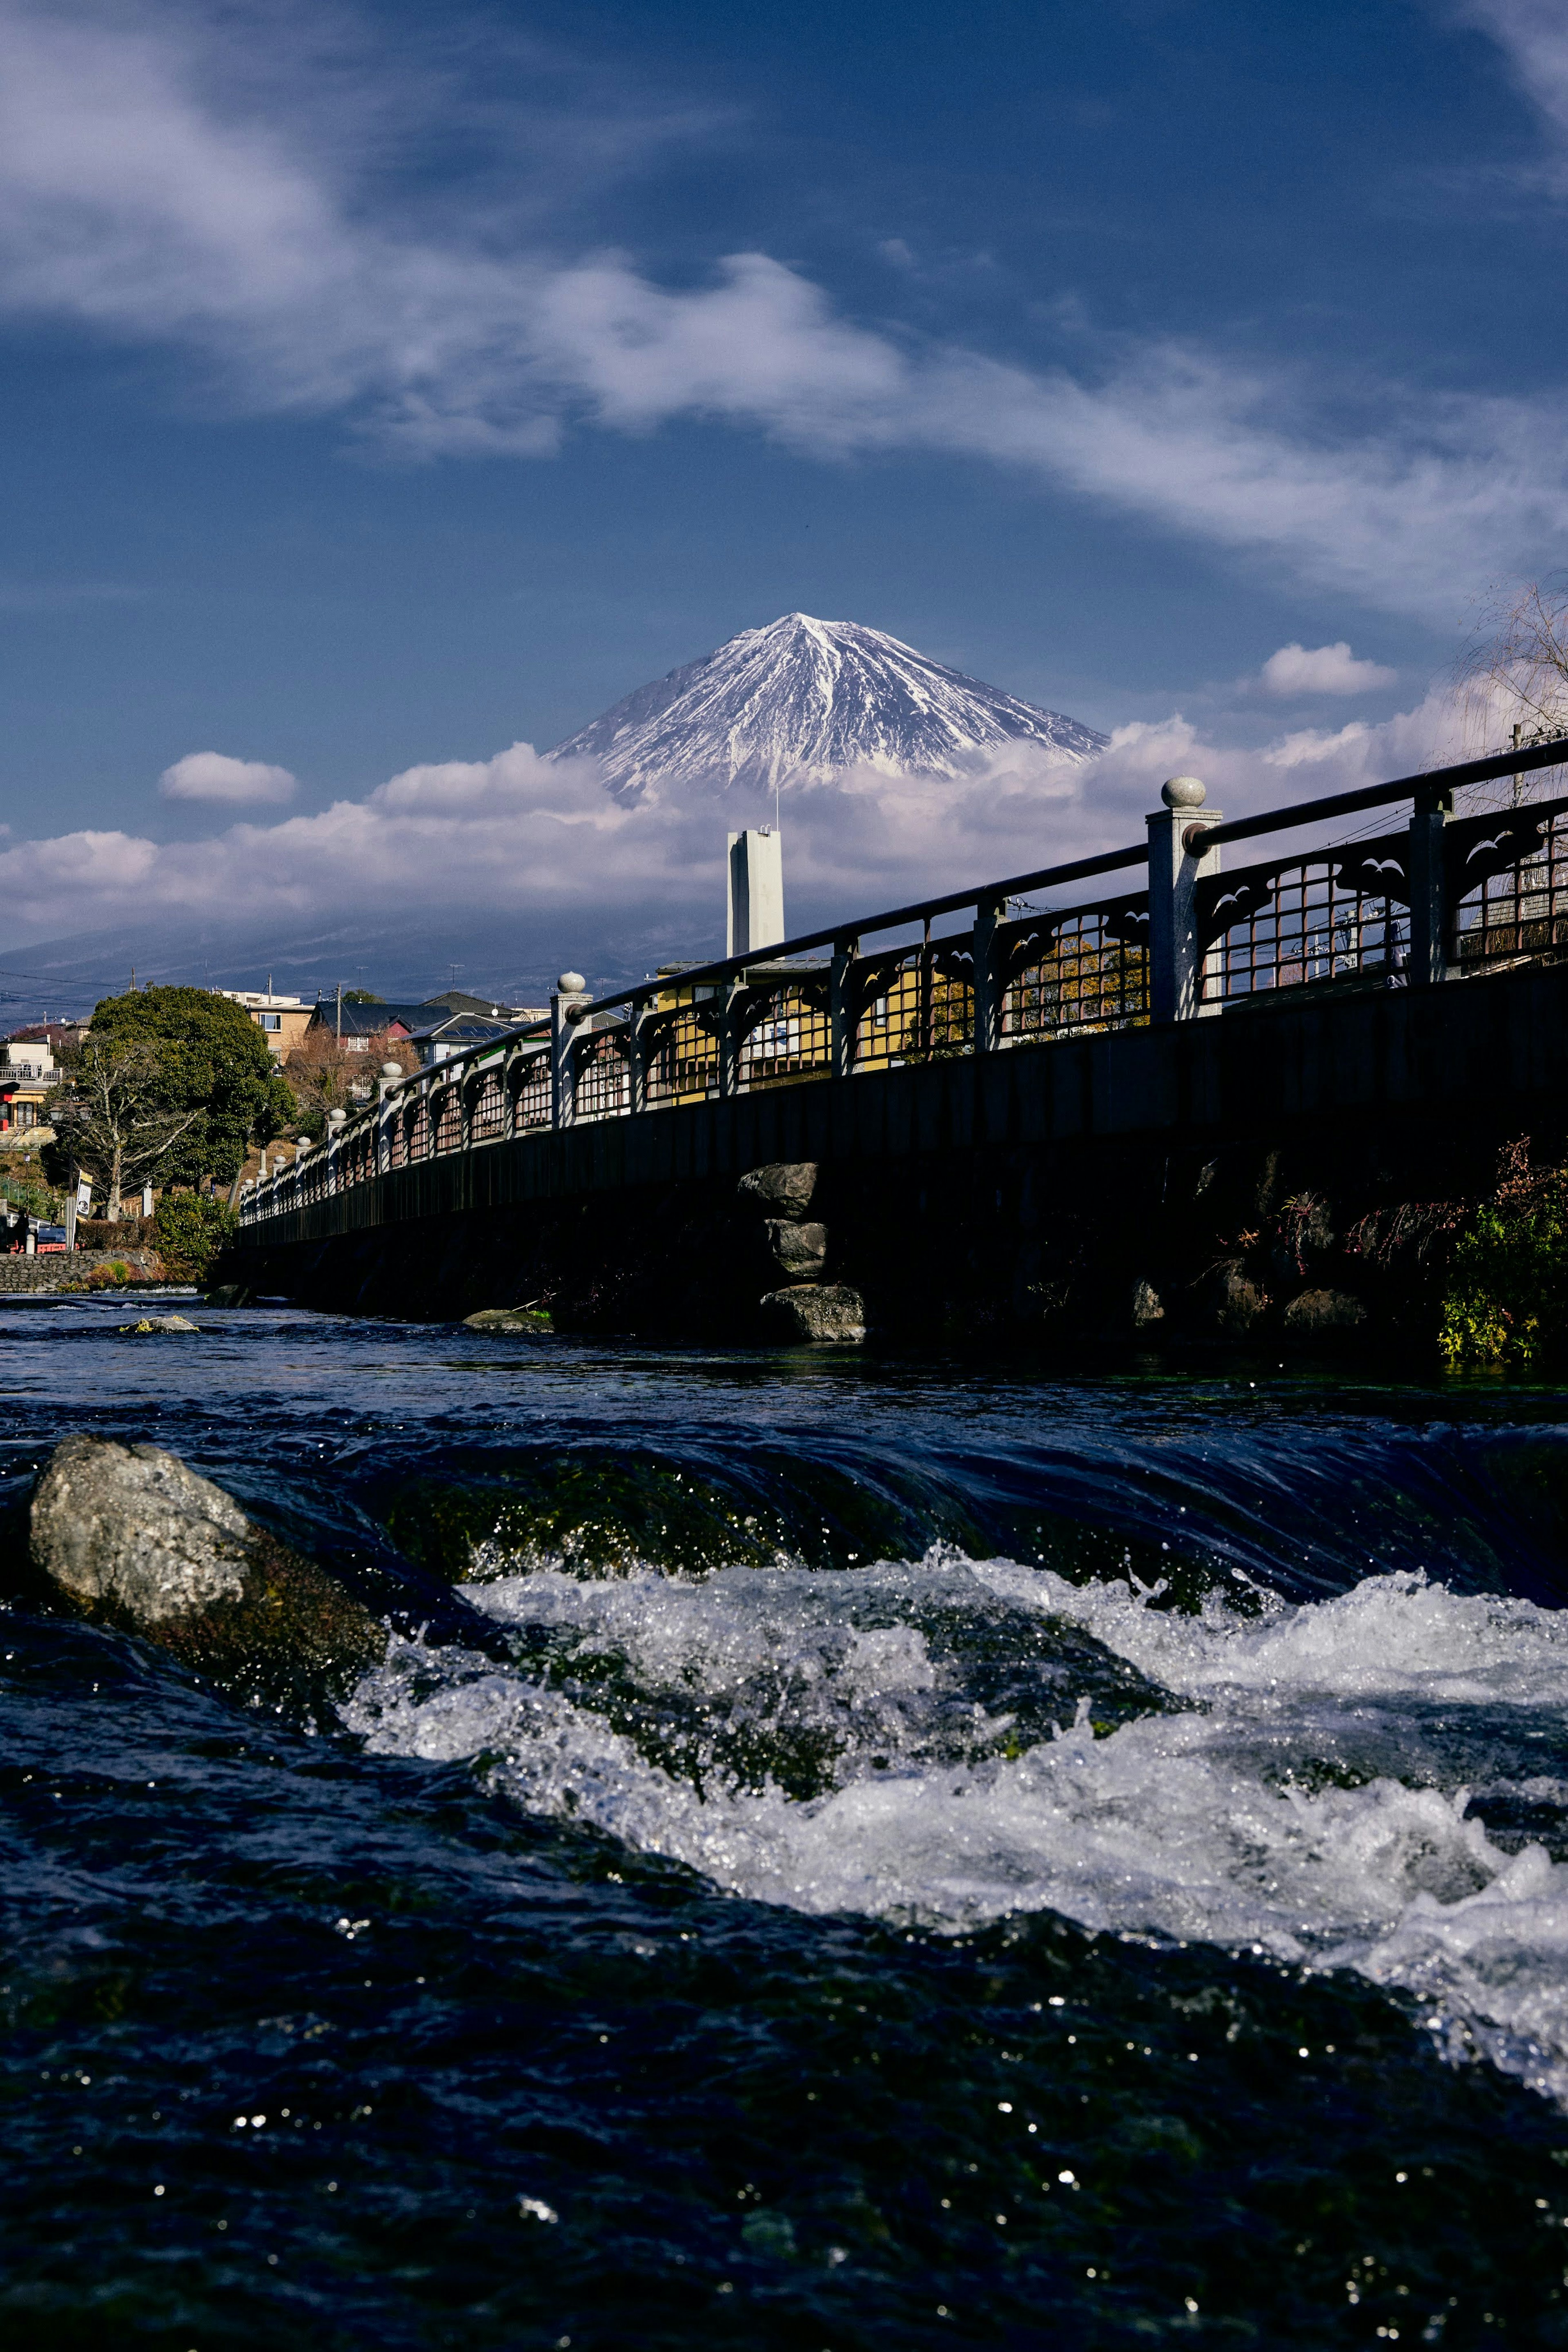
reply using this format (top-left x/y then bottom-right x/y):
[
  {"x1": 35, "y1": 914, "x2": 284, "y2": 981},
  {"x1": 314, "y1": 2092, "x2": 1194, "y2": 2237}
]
[
  {"x1": 1258, "y1": 642, "x2": 1398, "y2": 697},
  {"x1": 0, "y1": 5, "x2": 1559, "y2": 620},
  {"x1": 0, "y1": 680, "x2": 1496, "y2": 956},
  {"x1": 159, "y1": 750, "x2": 297, "y2": 803},
  {"x1": 1261, "y1": 720, "x2": 1374, "y2": 770},
  {"x1": 1459, "y1": 1, "x2": 1568, "y2": 142}
]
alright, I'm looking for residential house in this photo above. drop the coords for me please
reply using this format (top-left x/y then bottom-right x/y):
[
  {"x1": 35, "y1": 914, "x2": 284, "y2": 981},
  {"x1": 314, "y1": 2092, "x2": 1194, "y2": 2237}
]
[
  {"x1": 215, "y1": 989, "x2": 314, "y2": 1060},
  {"x1": 305, "y1": 992, "x2": 545, "y2": 1055},
  {"x1": 305, "y1": 1001, "x2": 424, "y2": 1053},
  {"x1": 408, "y1": 1010, "x2": 517, "y2": 1066},
  {"x1": 0, "y1": 1037, "x2": 56, "y2": 1142}
]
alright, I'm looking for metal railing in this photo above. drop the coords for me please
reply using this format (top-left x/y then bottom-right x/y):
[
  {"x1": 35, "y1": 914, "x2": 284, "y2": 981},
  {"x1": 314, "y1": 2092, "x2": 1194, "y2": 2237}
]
[{"x1": 238, "y1": 733, "x2": 1568, "y2": 1228}]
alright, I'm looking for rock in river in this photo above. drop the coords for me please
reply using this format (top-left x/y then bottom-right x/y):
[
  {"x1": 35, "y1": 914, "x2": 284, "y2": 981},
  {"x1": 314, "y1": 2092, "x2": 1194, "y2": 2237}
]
[
  {"x1": 30, "y1": 1435, "x2": 385, "y2": 1711},
  {"x1": 759, "y1": 1282, "x2": 866, "y2": 1344}
]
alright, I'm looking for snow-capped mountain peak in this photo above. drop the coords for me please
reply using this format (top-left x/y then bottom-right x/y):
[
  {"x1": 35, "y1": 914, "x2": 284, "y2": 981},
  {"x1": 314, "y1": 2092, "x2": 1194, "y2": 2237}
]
[{"x1": 547, "y1": 613, "x2": 1107, "y2": 798}]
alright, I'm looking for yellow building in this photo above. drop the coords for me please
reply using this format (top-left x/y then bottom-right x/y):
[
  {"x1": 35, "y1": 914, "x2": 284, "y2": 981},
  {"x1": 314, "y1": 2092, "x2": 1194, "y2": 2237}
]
[{"x1": 216, "y1": 990, "x2": 314, "y2": 1061}]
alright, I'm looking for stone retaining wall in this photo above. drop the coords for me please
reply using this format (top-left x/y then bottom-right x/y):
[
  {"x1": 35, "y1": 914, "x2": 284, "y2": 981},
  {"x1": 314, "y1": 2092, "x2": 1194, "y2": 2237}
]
[{"x1": 0, "y1": 1250, "x2": 160, "y2": 1292}]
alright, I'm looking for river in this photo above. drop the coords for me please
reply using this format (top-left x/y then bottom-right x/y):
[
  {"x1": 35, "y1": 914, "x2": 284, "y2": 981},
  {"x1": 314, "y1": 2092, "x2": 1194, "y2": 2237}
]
[{"x1": 5, "y1": 1297, "x2": 1568, "y2": 2347}]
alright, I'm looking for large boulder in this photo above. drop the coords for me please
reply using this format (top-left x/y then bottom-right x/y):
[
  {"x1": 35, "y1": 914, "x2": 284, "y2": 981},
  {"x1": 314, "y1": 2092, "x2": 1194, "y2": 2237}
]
[
  {"x1": 1207, "y1": 1264, "x2": 1269, "y2": 1335},
  {"x1": 1283, "y1": 1286, "x2": 1368, "y2": 1332},
  {"x1": 1131, "y1": 1278, "x2": 1165, "y2": 1328},
  {"x1": 737, "y1": 1162, "x2": 818, "y2": 1219},
  {"x1": 30, "y1": 1436, "x2": 385, "y2": 1711},
  {"x1": 759, "y1": 1282, "x2": 866, "y2": 1344},
  {"x1": 765, "y1": 1219, "x2": 828, "y2": 1280}
]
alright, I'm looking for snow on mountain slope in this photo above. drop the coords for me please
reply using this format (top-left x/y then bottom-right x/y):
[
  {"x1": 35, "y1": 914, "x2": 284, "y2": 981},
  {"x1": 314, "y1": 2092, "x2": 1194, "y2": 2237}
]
[{"x1": 547, "y1": 613, "x2": 1108, "y2": 799}]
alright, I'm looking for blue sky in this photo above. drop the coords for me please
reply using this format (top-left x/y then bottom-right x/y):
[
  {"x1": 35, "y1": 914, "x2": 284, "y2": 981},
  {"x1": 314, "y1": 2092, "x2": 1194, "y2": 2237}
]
[{"x1": 0, "y1": 0, "x2": 1566, "y2": 994}]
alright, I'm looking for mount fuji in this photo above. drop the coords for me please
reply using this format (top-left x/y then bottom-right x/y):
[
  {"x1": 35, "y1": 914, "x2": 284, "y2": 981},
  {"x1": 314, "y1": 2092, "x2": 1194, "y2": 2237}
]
[{"x1": 547, "y1": 613, "x2": 1107, "y2": 799}]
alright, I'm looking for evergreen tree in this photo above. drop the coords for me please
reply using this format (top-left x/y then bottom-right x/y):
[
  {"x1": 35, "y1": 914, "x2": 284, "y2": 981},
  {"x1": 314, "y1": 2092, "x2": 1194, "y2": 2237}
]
[{"x1": 45, "y1": 988, "x2": 294, "y2": 1200}]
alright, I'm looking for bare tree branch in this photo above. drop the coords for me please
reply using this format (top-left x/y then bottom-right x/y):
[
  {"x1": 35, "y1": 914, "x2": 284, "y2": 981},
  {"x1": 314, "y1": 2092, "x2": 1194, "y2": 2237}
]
[{"x1": 49, "y1": 1038, "x2": 203, "y2": 1220}]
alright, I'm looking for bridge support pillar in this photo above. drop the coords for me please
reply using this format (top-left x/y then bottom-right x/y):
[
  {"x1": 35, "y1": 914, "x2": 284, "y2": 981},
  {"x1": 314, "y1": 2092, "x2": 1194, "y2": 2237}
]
[
  {"x1": 830, "y1": 936, "x2": 858, "y2": 1078},
  {"x1": 717, "y1": 981, "x2": 744, "y2": 1099},
  {"x1": 1148, "y1": 778, "x2": 1223, "y2": 1021},
  {"x1": 972, "y1": 894, "x2": 1006, "y2": 1051},
  {"x1": 1407, "y1": 789, "x2": 1451, "y2": 985},
  {"x1": 628, "y1": 995, "x2": 651, "y2": 1116}
]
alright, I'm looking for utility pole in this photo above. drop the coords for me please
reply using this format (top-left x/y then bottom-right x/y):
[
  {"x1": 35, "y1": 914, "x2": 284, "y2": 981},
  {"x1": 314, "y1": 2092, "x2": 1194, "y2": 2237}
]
[{"x1": 336, "y1": 981, "x2": 343, "y2": 1040}]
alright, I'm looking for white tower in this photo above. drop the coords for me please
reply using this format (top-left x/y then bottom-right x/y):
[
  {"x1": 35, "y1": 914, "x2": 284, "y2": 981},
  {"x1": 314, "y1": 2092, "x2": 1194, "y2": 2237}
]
[{"x1": 726, "y1": 827, "x2": 785, "y2": 957}]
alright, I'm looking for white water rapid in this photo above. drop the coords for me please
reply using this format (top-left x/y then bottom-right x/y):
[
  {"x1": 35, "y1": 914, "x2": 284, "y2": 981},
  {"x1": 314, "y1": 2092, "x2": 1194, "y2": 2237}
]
[{"x1": 345, "y1": 1552, "x2": 1568, "y2": 2105}]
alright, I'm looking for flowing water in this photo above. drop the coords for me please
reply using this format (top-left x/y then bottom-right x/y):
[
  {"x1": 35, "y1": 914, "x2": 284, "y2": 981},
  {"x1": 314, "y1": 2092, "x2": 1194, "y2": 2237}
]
[{"x1": 6, "y1": 1299, "x2": 1568, "y2": 2347}]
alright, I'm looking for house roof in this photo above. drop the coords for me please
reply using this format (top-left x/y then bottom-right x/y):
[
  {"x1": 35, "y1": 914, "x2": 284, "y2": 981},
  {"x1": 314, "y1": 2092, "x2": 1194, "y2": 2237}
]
[
  {"x1": 408, "y1": 1012, "x2": 515, "y2": 1046},
  {"x1": 307, "y1": 1000, "x2": 429, "y2": 1038}
]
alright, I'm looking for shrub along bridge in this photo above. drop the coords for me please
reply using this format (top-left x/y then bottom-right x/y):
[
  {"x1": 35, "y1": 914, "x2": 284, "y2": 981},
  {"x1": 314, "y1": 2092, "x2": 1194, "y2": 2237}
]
[{"x1": 234, "y1": 737, "x2": 1568, "y2": 1342}]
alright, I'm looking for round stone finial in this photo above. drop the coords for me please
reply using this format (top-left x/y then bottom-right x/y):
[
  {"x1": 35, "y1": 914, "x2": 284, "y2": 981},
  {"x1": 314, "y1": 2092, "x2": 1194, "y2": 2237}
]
[
  {"x1": 1161, "y1": 775, "x2": 1207, "y2": 809},
  {"x1": 327, "y1": 1107, "x2": 347, "y2": 1128},
  {"x1": 557, "y1": 970, "x2": 586, "y2": 995},
  {"x1": 380, "y1": 1060, "x2": 402, "y2": 1079}
]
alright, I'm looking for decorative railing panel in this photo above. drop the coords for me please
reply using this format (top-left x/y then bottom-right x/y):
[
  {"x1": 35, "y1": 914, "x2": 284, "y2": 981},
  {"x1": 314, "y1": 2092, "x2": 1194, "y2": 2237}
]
[
  {"x1": 433, "y1": 1085, "x2": 463, "y2": 1155},
  {"x1": 1197, "y1": 833, "x2": 1409, "y2": 1000},
  {"x1": 515, "y1": 1051, "x2": 552, "y2": 1132},
  {"x1": 852, "y1": 941, "x2": 973, "y2": 1068},
  {"x1": 471, "y1": 1067, "x2": 506, "y2": 1143},
  {"x1": 575, "y1": 1028, "x2": 631, "y2": 1121},
  {"x1": 737, "y1": 981, "x2": 830, "y2": 1086},
  {"x1": 1000, "y1": 895, "x2": 1149, "y2": 1039},
  {"x1": 645, "y1": 992, "x2": 721, "y2": 1106},
  {"x1": 1449, "y1": 797, "x2": 1568, "y2": 968}
]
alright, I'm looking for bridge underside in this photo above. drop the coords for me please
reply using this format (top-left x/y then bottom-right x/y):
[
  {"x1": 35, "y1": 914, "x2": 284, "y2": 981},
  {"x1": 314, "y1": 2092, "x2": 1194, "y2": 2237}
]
[{"x1": 229, "y1": 960, "x2": 1568, "y2": 1347}]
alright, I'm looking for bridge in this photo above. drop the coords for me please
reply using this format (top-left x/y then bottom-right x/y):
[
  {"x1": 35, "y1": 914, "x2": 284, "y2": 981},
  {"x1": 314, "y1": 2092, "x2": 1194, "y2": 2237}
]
[{"x1": 232, "y1": 736, "x2": 1568, "y2": 1341}]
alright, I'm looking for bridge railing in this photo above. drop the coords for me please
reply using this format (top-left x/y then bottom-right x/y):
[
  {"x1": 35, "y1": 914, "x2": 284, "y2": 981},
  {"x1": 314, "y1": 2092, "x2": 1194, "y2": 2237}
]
[{"x1": 238, "y1": 733, "x2": 1568, "y2": 1228}]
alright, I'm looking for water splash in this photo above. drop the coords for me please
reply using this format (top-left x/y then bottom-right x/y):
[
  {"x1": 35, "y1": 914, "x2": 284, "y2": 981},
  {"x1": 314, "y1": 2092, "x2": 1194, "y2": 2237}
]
[{"x1": 345, "y1": 1548, "x2": 1568, "y2": 2102}]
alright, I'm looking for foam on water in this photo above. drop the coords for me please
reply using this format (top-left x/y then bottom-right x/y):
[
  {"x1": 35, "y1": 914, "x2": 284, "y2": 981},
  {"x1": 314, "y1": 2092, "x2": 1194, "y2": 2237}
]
[{"x1": 344, "y1": 1550, "x2": 1568, "y2": 2102}]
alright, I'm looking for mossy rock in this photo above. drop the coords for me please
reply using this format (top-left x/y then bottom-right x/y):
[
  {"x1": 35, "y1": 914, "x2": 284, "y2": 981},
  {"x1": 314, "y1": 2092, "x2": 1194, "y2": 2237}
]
[
  {"x1": 383, "y1": 1453, "x2": 791, "y2": 1583},
  {"x1": 30, "y1": 1436, "x2": 385, "y2": 1716}
]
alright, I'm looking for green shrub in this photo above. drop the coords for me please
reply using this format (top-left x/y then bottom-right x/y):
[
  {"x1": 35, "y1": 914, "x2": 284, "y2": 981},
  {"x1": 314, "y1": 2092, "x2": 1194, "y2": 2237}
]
[
  {"x1": 154, "y1": 1194, "x2": 238, "y2": 1282},
  {"x1": 1439, "y1": 1156, "x2": 1568, "y2": 1368}
]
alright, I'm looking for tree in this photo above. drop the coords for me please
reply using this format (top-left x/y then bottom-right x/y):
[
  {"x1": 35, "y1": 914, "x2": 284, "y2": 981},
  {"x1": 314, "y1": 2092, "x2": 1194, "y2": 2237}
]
[
  {"x1": 1461, "y1": 580, "x2": 1568, "y2": 800},
  {"x1": 286, "y1": 1027, "x2": 416, "y2": 1141},
  {"x1": 45, "y1": 1034, "x2": 203, "y2": 1219},
  {"x1": 53, "y1": 988, "x2": 295, "y2": 1195},
  {"x1": 342, "y1": 989, "x2": 384, "y2": 1003},
  {"x1": 154, "y1": 1193, "x2": 238, "y2": 1281}
]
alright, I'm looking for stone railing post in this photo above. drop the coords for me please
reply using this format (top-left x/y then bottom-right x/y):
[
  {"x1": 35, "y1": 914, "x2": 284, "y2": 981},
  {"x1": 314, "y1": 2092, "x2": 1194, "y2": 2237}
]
[
  {"x1": 1147, "y1": 776, "x2": 1224, "y2": 1021},
  {"x1": 1406, "y1": 787, "x2": 1451, "y2": 985},
  {"x1": 376, "y1": 1062, "x2": 400, "y2": 1172},
  {"x1": 552, "y1": 970, "x2": 587, "y2": 1129},
  {"x1": 971, "y1": 893, "x2": 1006, "y2": 1052},
  {"x1": 829, "y1": 935, "x2": 858, "y2": 1078}
]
